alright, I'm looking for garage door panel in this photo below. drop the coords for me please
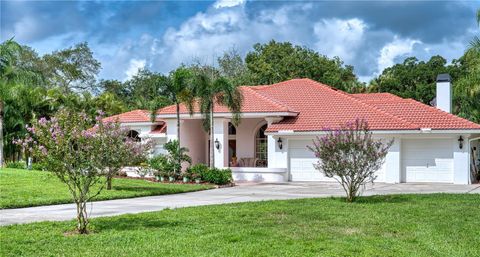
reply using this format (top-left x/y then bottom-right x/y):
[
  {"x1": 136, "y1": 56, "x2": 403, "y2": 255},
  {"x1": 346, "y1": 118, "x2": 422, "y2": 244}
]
[
  {"x1": 402, "y1": 139, "x2": 454, "y2": 183},
  {"x1": 288, "y1": 140, "x2": 384, "y2": 182}
]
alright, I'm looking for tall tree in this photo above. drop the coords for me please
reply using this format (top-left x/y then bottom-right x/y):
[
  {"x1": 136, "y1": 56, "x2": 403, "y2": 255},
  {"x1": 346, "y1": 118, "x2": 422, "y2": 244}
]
[
  {"x1": 369, "y1": 56, "x2": 458, "y2": 104},
  {"x1": 125, "y1": 69, "x2": 172, "y2": 110},
  {"x1": 217, "y1": 48, "x2": 251, "y2": 86},
  {"x1": 0, "y1": 39, "x2": 43, "y2": 166},
  {"x1": 244, "y1": 40, "x2": 361, "y2": 91},
  {"x1": 191, "y1": 71, "x2": 243, "y2": 168},
  {"x1": 471, "y1": 9, "x2": 480, "y2": 49},
  {"x1": 41, "y1": 42, "x2": 101, "y2": 92},
  {"x1": 153, "y1": 68, "x2": 194, "y2": 174}
]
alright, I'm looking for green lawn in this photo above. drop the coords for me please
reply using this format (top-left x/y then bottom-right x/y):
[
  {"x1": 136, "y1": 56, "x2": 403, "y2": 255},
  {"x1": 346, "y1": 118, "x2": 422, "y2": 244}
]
[
  {"x1": 0, "y1": 168, "x2": 213, "y2": 209},
  {"x1": 1, "y1": 194, "x2": 479, "y2": 257}
]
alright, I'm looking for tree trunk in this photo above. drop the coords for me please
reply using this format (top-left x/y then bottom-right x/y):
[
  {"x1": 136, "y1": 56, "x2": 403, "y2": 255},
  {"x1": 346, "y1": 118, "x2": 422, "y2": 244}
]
[
  {"x1": 0, "y1": 101, "x2": 4, "y2": 167},
  {"x1": 209, "y1": 102, "x2": 215, "y2": 168},
  {"x1": 106, "y1": 176, "x2": 112, "y2": 190},
  {"x1": 176, "y1": 102, "x2": 181, "y2": 175},
  {"x1": 76, "y1": 200, "x2": 89, "y2": 234}
]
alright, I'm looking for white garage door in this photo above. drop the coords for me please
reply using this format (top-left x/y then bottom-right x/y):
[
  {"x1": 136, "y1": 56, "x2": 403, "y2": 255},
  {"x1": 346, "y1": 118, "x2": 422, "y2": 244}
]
[
  {"x1": 289, "y1": 139, "x2": 386, "y2": 182},
  {"x1": 402, "y1": 139, "x2": 453, "y2": 183}
]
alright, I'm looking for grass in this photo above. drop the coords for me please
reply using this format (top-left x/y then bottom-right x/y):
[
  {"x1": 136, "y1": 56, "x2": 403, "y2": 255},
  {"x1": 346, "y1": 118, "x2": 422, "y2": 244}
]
[
  {"x1": 1, "y1": 194, "x2": 479, "y2": 256},
  {"x1": 0, "y1": 168, "x2": 213, "y2": 209}
]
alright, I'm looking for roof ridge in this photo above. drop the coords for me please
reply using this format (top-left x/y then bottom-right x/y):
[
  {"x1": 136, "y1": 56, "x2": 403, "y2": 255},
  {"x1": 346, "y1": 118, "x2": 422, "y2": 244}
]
[
  {"x1": 242, "y1": 86, "x2": 295, "y2": 112},
  {"x1": 404, "y1": 98, "x2": 480, "y2": 128},
  {"x1": 306, "y1": 79, "x2": 419, "y2": 129}
]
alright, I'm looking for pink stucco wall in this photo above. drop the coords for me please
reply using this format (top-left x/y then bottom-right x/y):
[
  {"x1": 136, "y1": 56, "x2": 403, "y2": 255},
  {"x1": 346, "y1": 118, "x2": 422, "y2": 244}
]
[{"x1": 234, "y1": 118, "x2": 266, "y2": 160}]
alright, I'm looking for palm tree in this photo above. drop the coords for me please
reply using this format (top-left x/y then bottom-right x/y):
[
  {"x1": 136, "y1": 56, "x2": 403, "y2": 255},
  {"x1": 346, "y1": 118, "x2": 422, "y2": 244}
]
[
  {"x1": 471, "y1": 9, "x2": 480, "y2": 50},
  {"x1": 150, "y1": 68, "x2": 193, "y2": 174},
  {"x1": 191, "y1": 72, "x2": 243, "y2": 168},
  {"x1": 0, "y1": 39, "x2": 42, "y2": 166}
]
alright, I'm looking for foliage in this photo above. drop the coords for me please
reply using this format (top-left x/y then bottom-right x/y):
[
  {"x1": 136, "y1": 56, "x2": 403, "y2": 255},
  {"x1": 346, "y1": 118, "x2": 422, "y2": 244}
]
[
  {"x1": 163, "y1": 140, "x2": 192, "y2": 176},
  {"x1": 190, "y1": 69, "x2": 243, "y2": 167},
  {"x1": 217, "y1": 48, "x2": 251, "y2": 86},
  {"x1": 452, "y1": 48, "x2": 480, "y2": 123},
  {"x1": 369, "y1": 56, "x2": 457, "y2": 104},
  {"x1": 199, "y1": 167, "x2": 232, "y2": 185},
  {"x1": 14, "y1": 109, "x2": 140, "y2": 233},
  {"x1": 5, "y1": 161, "x2": 26, "y2": 169},
  {"x1": 0, "y1": 168, "x2": 213, "y2": 209},
  {"x1": 244, "y1": 40, "x2": 363, "y2": 92},
  {"x1": 308, "y1": 119, "x2": 392, "y2": 202},
  {"x1": 148, "y1": 155, "x2": 174, "y2": 178},
  {"x1": 40, "y1": 42, "x2": 101, "y2": 92},
  {"x1": 95, "y1": 119, "x2": 153, "y2": 190},
  {"x1": 187, "y1": 163, "x2": 209, "y2": 180}
]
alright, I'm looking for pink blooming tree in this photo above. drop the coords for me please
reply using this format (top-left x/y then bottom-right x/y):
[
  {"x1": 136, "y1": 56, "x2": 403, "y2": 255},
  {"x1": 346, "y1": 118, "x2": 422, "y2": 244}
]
[
  {"x1": 93, "y1": 120, "x2": 153, "y2": 190},
  {"x1": 308, "y1": 119, "x2": 393, "y2": 202},
  {"x1": 16, "y1": 109, "x2": 150, "y2": 234}
]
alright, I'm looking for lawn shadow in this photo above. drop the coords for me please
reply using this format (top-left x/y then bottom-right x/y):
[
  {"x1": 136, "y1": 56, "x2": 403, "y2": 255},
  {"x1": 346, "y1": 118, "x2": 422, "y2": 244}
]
[
  {"x1": 93, "y1": 215, "x2": 181, "y2": 232},
  {"x1": 112, "y1": 186, "x2": 166, "y2": 192},
  {"x1": 353, "y1": 194, "x2": 411, "y2": 204}
]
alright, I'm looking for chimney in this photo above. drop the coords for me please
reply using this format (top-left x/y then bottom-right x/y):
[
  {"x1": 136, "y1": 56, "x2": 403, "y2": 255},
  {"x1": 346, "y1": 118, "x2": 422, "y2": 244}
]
[{"x1": 436, "y1": 73, "x2": 452, "y2": 113}]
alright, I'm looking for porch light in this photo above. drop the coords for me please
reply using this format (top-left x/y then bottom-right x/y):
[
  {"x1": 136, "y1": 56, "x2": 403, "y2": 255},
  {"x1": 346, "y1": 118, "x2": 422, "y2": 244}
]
[
  {"x1": 215, "y1": 138, "x2": 220, "y2": 150},
  {"x1": 458, "y1": 136, "x2": 464, "y2": 149},
  {"x1": 277, "y1": 137, "x2": 283, "y2": 150}
]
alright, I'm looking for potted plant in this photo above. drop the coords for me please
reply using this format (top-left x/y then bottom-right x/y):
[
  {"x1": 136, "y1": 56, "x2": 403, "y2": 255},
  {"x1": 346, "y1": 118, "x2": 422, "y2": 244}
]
[
  {"x1": 193, "y1": 173, "x2": 201, "y2": 184},
  {"x1": 183, "y1": 174, "x2": 190, "y2": 183}
]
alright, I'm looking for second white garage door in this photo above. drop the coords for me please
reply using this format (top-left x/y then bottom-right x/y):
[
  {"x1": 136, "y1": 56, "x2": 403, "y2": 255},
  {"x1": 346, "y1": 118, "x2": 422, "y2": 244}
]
[
  {"x1": 402, "y1": 139, "x2": 454, "y2": 183},
  {"x1": 288, "y1": 140, "x2": 385, "y2": 182}
]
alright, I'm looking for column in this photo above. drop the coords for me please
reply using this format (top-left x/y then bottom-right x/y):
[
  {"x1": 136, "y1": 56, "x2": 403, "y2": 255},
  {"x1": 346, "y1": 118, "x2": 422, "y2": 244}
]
[{"x1": 213, "y1": 118, "x2": 229, "y2": 168}]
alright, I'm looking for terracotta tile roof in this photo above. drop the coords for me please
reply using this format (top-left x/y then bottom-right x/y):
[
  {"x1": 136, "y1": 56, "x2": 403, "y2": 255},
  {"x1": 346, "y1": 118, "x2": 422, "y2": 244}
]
[
  {"x1": 254, "y1": 79, "x2": 417, "y2": 132},
  {"x1": 151, "y1": 78, "x2": 480, "y2": 132},
  {"x1": 156, "y1": 86, "x2": 294, "y2": 115},
  {"x1": 102, "y1": 109, "x2": 162, "y2": 123},
  {"x1": 360, "y1": 97, "x2": 480, "y2": 130}
]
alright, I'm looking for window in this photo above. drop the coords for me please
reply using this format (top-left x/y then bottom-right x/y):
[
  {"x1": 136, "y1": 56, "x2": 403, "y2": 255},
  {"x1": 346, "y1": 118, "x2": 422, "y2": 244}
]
[
  {"x1": 228, "y1": 123, "x2": 237, "y2": 166},
  {"x1": 228, "y1": 123, "x2": 236, "y2": 135},
  {"x1": 255, "y1": 124, "x2": 268, "y2": 167},
  {"x1": 127, "y1": 130, "x2": 141, "y2": 142}
]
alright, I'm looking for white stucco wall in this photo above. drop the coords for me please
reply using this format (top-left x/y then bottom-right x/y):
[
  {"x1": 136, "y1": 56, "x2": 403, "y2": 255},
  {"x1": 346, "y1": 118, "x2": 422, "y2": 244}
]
[{"x1": 453, "y1": 134, "x2": 469, "y2": 184}]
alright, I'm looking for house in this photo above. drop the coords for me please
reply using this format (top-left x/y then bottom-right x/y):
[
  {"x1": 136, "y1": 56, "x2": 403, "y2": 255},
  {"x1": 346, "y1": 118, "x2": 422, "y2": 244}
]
[{"x1": 106, "y1": 75, "x2": 480, "y2": 184}]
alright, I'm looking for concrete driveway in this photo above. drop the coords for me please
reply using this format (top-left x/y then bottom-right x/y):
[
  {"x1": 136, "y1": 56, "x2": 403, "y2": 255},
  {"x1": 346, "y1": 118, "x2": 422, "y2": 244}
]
[{"x1": 1, "y1": 182, "x2": 479, "y2": 226}]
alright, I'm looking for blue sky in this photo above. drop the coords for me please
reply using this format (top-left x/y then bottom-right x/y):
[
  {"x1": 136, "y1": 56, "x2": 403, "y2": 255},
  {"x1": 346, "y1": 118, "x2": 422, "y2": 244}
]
[{"x1": 1, "y1": 0, "x2": 479, "y2": 83}]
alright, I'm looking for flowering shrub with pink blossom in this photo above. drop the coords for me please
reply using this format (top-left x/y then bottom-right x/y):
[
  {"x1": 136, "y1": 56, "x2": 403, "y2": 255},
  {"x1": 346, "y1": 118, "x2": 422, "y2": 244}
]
[
  {"x1": 308, "y1": 118, "x2": 393, "y2": 202},
  {"x1": 15, "y1": 109, "x2": 151, "y2": 234}
]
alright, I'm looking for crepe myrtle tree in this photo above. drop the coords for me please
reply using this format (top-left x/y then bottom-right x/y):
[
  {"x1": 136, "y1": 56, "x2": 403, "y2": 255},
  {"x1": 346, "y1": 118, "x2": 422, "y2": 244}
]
[
  {"x1": 95, "y1": 120, "x2": 153, "y2": 190},
  {"x1": 15, "y1": 109, "x2": 149, "y2": 234},
  {"x1": 308, "y1": 118, "x2": 392, "y2": 202}
]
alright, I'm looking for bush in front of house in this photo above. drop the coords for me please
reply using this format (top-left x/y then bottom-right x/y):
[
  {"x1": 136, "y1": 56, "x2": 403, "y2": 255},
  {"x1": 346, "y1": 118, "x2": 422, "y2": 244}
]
[
  {"x1": 308, "y1": 118, "x2": 392, "y2": 202},
  {"x1": 200, "y1": 167, "x2": 233, "y2": 185}
]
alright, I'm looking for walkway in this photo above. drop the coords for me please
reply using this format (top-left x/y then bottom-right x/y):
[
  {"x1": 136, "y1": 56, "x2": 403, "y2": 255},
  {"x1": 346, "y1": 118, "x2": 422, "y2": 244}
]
[{"x1": 1, "y1": 182, "x2": 479, "y2": 226}]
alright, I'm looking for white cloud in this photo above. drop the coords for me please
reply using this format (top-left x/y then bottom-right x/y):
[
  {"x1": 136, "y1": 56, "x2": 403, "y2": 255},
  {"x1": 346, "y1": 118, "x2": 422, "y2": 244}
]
[
  {"x1": 377, "y1": 37, "x2": 421, "y2": 73},
  {"x1": 124, "y1": 59, "x2": 146, "y2": 81},
  {"x1": 313, "y1": 18, "x2": 367, "y2": 63},
  {"x1": 213, "y1": 0, "x2": 245, "y2": 9}
]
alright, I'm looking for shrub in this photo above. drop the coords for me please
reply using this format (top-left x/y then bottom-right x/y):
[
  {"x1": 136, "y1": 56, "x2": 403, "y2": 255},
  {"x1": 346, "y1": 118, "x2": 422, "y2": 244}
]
[
  {"x1": 5, "y1": 161, "x2": 26, "y2": 169},
  {"x1": 201, "y1": 167, "x2": 232, "y2": 185},
  {"x1": 187, "y1": 164, "x2": 209, "y2": 180},
  {"x1": 31, "y1": 162, "x2": 47, "y2": 171},
  {"x1": 148, "y1": 155, "x2": 173, "y2": 178},
  {"x1": 308, "y1": 118, "x2": 392, "y2": 202}
]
